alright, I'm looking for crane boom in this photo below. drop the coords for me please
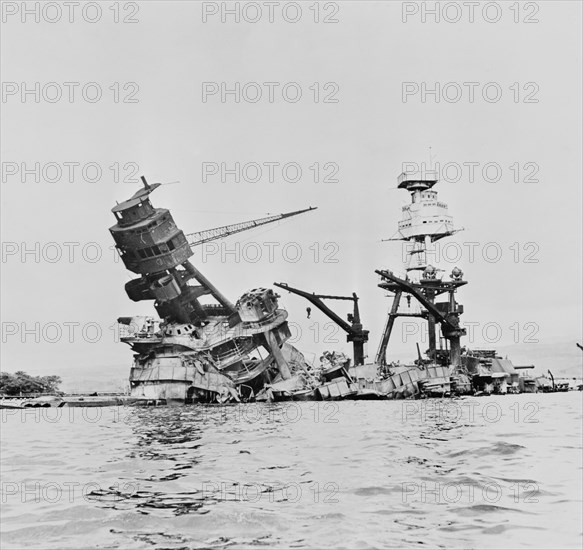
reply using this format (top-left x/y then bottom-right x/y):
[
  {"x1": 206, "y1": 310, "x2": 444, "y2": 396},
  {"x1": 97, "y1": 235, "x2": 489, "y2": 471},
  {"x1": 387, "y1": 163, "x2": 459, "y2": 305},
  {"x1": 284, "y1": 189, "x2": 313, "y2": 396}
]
[
  {"x1": 273, "y1": 282, "x2": 369, "y2": 366},
  {"x1": 376, "y1": 270, "x2": 463, "y2": 331},
  {"x1": 274, "y1": 282, "x2": 354, "y2": 333},
  {"x1": 186, "y1": 207, "x2": 317, "y2": 247}
]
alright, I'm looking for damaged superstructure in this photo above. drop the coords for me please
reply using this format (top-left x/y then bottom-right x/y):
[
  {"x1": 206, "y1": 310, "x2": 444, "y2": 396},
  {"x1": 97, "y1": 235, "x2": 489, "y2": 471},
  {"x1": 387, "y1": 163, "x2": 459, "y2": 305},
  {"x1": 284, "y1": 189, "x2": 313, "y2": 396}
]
[
  {"x1": 374, "y1": 169, "x2": 469, "y2": 396},
  {"x1": 273, "y1": 168, "x2": 471, "y2": 399},
  {"x1": 110, "y1": 169, "x2": 532, "y2": 403},
  {"x1": 110, "y1": 178, "x2": 316, "y2": 403}
]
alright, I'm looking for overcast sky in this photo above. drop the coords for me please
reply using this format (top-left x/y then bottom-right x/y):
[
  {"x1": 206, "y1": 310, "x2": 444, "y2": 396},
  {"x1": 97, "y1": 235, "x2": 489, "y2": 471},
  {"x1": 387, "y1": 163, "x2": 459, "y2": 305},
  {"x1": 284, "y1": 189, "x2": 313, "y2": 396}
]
[{"x1": 1, "y1": 1, "x2": 581, "y2": 390}]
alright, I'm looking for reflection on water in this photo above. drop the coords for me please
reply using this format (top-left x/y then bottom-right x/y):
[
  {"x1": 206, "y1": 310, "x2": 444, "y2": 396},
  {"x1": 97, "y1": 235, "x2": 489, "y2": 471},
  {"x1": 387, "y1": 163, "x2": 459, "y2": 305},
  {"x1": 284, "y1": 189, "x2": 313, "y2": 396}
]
[{"x1": 1, "y1": 394, "x2": 581, "y2": 549}]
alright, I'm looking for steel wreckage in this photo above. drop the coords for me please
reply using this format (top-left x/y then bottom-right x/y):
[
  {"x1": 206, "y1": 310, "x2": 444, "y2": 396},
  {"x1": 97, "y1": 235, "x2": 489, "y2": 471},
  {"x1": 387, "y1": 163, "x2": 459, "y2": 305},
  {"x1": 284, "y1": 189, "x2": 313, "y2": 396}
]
[{"x1": 110, "y1": 172, "x2": 472, "y2": 404}]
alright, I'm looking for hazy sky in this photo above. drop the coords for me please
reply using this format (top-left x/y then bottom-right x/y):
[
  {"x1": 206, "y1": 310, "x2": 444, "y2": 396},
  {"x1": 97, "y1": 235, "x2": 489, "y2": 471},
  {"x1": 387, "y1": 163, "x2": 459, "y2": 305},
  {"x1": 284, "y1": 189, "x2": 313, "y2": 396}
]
[{"x1": 1, "y1": 1, "x2": 581, "y2": 390}]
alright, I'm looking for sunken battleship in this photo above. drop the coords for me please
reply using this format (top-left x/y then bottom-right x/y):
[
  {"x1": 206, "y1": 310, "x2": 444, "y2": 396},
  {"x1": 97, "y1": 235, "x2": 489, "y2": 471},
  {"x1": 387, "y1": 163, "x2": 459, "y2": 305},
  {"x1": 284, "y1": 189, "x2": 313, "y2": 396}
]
[
  {"x1": 110, "y1": 170, "x2": 525, "y2": 403},
  {"x1": 110, "y1": 177, "x2": 317, "y2": 403}
]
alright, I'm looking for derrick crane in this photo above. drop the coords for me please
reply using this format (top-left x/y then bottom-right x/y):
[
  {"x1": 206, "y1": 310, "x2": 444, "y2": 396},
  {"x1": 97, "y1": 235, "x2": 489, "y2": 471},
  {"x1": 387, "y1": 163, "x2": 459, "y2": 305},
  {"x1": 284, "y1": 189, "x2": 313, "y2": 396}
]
[
  {"x1": 273, "y1": 282, "x2": 369, "y2": 366},
  {"x1": 186, "y1": 207, "x2": 317, "y2": 248}
]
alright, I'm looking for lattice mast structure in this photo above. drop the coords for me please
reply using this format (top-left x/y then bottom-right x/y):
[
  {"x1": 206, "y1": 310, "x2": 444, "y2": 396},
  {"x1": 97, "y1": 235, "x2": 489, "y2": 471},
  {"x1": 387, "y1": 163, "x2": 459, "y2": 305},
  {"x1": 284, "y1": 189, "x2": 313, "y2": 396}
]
[{"x1": 375, "y1": 170, "x2": 467, "y2": 368}]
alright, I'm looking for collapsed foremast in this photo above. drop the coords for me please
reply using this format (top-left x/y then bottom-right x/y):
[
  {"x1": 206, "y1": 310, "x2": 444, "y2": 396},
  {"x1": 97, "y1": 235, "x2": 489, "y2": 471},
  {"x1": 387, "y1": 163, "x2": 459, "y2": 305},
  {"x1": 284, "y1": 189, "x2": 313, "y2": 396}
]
[{"x1": 110, "y1": 177, "x2": 313, "y2": 403}]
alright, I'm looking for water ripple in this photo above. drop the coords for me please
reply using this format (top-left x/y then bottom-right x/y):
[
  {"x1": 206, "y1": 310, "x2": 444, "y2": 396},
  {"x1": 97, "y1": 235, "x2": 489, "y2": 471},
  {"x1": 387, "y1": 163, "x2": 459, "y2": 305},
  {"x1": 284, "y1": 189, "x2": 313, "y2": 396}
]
[{"x1": 1, "y1": 393, "x2": 581, "y2": 549}]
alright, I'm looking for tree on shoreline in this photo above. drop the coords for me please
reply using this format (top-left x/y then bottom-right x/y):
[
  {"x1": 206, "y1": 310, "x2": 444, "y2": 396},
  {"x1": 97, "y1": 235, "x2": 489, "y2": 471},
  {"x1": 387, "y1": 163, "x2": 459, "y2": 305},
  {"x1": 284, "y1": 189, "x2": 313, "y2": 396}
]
[{"x1": 0, "y1": 371, "x2": 63, "y2": 396}]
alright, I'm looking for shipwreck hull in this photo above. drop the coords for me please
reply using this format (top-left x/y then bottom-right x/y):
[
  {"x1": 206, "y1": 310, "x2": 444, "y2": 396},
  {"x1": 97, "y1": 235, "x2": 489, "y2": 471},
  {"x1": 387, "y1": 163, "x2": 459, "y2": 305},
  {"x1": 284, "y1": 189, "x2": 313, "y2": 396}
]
[
  {"x1": 130, "y1": 381, "x2": 191, "y2": 404},
  {"x1": 378, "y1": 368, "x2": 421, "y2": 398},
  {"x1": 418, "y1": 365, "x2": 452, "y2": 397},
  {"x1": 109, "y1": 178, "x2": 477, "y2": 404},
  {"x1": 349, "y1": 364, "x2": 453, "y2": 399},
  {"x1": 129, "y1": 353, "x2": 237, "y2": 403},
  {"x1": 317, "y1": 377, "x2": 359, "y2": 400},
  {"x1": 349, "y1": 364, "x2": 420, "y2": 399}
]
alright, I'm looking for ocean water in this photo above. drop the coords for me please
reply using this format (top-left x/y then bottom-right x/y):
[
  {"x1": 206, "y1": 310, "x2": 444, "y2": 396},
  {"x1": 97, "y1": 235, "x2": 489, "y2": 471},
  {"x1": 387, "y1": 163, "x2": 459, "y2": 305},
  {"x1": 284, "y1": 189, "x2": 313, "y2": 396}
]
[{"x1": 1, "y1": 392, "x2": 581, "y2": 550}]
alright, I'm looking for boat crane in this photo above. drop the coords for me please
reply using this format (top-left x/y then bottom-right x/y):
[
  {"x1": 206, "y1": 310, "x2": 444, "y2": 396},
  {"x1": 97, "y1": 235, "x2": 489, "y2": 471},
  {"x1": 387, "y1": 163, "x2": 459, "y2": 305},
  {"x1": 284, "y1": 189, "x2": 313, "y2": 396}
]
[
  {"x1": 273, "y1": 282, "x2": 369, "y2": 366},
  {"x1": 185, "y1": 207, "x2": 317, "y2": 248}
]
